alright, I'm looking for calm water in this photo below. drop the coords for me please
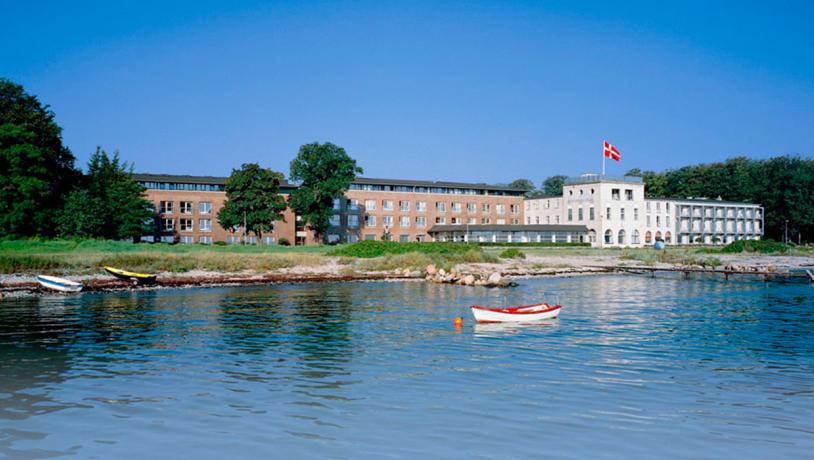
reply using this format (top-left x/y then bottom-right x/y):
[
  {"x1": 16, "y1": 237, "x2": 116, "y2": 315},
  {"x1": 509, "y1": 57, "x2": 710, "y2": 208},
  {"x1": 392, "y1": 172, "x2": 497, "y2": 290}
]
[{"x1": 1, "y1": 275, "x2": 812, "y2": 459}]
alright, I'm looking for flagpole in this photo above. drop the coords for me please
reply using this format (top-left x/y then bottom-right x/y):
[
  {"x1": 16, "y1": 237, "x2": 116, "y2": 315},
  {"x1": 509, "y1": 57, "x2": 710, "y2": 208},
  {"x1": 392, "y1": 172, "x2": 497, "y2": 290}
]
[{"x1": 602, "y1": 142, "x2": 606, "y2": 177}]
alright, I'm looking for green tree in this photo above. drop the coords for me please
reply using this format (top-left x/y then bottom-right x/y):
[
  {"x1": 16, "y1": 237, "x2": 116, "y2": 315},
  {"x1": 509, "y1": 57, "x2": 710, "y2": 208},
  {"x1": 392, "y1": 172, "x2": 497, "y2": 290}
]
[
  {"x1": 0, "y1": 79, "x2": 79, "y2": 236},
  {"x1": 218, "y1": 163, "x2": 288, "y2": 239},
  {"x1": 541, "y1": 175, "x2": 567, "y2": 195},
  {"x1": 289, "y1": 142, "x2": 363, "y2": 242},
  {"x1": 508, "y1": 178, "x2": 535, "y2": 191},
  {"x1": 56, "y1": 147, "x2": 154, "y2": 240}
]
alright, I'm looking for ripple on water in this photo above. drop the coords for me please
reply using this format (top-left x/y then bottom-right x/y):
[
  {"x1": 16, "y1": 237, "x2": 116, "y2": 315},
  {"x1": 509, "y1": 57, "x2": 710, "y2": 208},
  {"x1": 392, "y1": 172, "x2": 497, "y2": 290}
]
[{"x1": 0, "y1": 276, "x2": 812, "y2": 459}]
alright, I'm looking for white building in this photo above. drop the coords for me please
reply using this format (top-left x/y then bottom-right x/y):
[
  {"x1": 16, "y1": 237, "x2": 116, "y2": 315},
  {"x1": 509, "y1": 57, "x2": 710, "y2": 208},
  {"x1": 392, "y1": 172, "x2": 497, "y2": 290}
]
[{"x1": 524, "y1": 174, "x2": 763, "y2": 247}]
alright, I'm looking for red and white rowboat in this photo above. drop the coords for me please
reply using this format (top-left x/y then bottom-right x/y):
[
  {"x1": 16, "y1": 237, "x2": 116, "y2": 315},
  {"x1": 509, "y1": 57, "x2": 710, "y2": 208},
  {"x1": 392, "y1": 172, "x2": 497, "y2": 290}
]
[{"x1": 470, "y1": 303, "x2": 561, "y2": 323}]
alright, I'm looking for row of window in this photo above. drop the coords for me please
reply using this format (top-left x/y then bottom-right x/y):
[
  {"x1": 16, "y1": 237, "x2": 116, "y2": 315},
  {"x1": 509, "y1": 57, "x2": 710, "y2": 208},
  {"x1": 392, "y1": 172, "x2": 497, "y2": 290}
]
[
  {"x1": 159, "y1": 201, "x2": 212, "y2": 215},
  {"x1": 646, "y1": 202, "x2": 671, "y2": 213},
  {"x1": 330, "y1": 215, "x2": 520, "y2": 228},
  {"x1": 141, "y1": 182, "x2": 225, "y2": 192},
  {"x1": 161, "y1": 218, "x2": 213, "y2": 232},
  {"x1": 336, "y1": 199, "x2": 520, "y2": 215},
  {"x1": 348, "y1": 183, "x2": 520, "y2": 196}
]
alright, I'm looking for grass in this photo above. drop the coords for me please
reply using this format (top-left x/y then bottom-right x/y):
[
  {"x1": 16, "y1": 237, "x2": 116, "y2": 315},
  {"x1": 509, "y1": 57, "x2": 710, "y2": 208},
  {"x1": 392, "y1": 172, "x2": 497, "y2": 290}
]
[
  {"x1": 620, "y1": 248, "x2": 723, "y2": 268},
  {"x1": 327, "y1": 240, "x2": 484, "y2": 258},
  {"x1": 358, "y1": 249, "x2": 498, "y2": 272},
  {"x1": 499, "y1": 248, "x2": 526, "y2": 259}
]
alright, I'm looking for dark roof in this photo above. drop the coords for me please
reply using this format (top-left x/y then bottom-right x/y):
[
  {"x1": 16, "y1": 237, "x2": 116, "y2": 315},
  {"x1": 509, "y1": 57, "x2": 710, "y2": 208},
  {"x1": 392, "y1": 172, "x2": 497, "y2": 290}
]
[
  {"x1": 352, "y1": 177, "x2": 524, "y2": 193},
  {"x1": 428, "y1": 224, "x2": 589, "y2": 233},
  {"x1": 523, "y1": 194, "x2": 561, "y2": 200},
  {"x1": 134, "y1": 173, "x2": 523, "y2": 193}
]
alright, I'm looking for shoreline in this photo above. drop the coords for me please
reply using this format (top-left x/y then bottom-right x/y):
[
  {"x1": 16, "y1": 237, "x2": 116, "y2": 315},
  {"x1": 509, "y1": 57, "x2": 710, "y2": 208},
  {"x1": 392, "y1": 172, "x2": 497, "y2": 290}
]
[{"x1": 3, "y1": 251, "x2": 811, "y2": 298}]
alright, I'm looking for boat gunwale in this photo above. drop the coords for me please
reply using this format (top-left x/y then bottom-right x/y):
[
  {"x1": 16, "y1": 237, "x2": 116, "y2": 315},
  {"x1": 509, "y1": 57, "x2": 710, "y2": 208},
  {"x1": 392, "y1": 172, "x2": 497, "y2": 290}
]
[{"x1": 470, "y1": 303, "x2": 561, "y2": 315}]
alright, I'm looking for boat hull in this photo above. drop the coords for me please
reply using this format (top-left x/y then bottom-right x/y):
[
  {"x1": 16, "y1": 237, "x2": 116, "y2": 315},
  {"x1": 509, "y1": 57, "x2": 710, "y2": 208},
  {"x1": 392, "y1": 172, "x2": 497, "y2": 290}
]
[
  {"x1": 471, "y1": 303, "x2": 561, "y2": 323},
  {"x1": 104, "y1": 266, "x2": 157, "y2": 284},
  {"x1": 36, "y1": 275, "x2": 83, "y2": 293}
]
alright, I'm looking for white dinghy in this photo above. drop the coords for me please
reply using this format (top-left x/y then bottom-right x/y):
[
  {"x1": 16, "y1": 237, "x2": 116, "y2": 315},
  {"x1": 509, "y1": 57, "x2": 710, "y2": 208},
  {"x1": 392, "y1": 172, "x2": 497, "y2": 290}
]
[{"x1": 36, "y1": 275, "x2": 83, "y2": 293}]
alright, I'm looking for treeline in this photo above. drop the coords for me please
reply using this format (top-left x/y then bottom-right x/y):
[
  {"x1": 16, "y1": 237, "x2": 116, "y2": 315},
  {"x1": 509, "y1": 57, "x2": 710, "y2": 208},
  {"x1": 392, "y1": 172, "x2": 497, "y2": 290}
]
[
  {"x1": 0, "y1": 79, "x2": 152, "y2": 240},
  {"x1": 626, "y1": 156, "x2": 813, "y2": 243},
  {"x1": 0, "y1": 78, "x2": 362, "y2": 243}
]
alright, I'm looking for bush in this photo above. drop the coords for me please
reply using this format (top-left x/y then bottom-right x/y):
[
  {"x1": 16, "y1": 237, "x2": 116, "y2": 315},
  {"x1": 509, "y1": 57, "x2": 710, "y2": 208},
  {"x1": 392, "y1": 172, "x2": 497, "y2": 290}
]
[
  {"x1": 327, "y1": 240, "x2": 481, "y2": 258},
  {"x1": 721, "y1": 240, "x2": 787, "y2": 254},
  {"x1": 499, "y1": 248, "x2": 526, "y2": 259},
  {"x1": 278, "y1": 238, "x2": 291, "y2": 246}
]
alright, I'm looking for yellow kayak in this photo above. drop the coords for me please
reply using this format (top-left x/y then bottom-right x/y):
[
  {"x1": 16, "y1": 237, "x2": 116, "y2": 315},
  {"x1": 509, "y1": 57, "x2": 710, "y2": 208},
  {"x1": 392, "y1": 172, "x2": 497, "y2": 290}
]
[{"x1": 103, "y1": 266, "x2": 157, "y2": 284}]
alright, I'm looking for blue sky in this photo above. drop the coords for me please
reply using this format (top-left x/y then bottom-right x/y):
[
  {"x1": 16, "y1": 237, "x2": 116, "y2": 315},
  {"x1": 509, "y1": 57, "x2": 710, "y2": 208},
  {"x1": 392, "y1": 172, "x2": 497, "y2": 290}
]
[{"x1": 2, "y1": 1, "x2": 812, "y2": 185}]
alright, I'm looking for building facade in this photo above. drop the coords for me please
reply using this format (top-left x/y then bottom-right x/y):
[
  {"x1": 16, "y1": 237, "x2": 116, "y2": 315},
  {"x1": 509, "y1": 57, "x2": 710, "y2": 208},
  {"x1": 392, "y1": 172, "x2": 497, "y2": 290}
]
[
  {"x1": 524, "y1": 174, "x2": 764, "y2": 247},
  {"x1": 135, "y1": 174, "x2": 527, "y2": 244}
]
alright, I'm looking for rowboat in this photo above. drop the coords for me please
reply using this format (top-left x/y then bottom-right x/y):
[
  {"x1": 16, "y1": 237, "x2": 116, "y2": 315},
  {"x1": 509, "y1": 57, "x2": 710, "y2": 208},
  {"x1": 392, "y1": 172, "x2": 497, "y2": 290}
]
[
  {"x1": 470, "y1": 303, "x2": 561, "y2": 323},
  {"x1": 103, "y1": 266, "x2": 157, "y2": 284},
  {"x1": 36, "y1": 275, "x2": 84, "y2": 293}
]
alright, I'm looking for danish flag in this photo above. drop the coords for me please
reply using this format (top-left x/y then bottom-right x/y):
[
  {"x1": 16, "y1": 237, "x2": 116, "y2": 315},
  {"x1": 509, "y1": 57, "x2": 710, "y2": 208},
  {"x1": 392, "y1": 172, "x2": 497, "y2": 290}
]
[{"x1": 603, "y1": 141, "x2": 621, "y2": 161}]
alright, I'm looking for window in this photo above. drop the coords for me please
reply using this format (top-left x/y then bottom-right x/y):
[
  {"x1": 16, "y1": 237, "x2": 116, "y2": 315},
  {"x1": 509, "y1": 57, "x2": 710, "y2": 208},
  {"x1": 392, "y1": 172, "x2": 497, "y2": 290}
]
[
  {"x1": 646, "y1": 201, "x2": 651, "y2": 211},
  {"x1": 546, "y1": 216, "x2": 550, "y2": 224},
  {"x1": 496, "y1": 218, "x2": 506, "y2": 225},
  {"x1": 647, "y1": 215, "x2": 651, "y2": 226},
  {"x1": 347, "y1": 199, "x2": 359, "y2": 210},
  {"x1": 482, "y1": 204, "x2": 490, "y2": 213},
  {"x1": 625, "y1": 190, "x2": 633, "y2": 201},
  {"x1": 481, "y1": 217, "x2": 491, "y2": 224},
  {"x1": 383, "y1": 200, "x2": 394, "y2": 211},
  {"x1": 451, "y1": 217, "x2": 460, "y2": 224},
  {"x1": 496, "y1": 204, "x2": 506, "y2": 215},
  {"x1": 535, "y1": 216, "x2": 540, "y2": 224},
  {"x1": 400, "y1": 216, "x2": 410, "y2": 227},
  {"x1": 365, "y1": 215, "x2": 376, "y2": 227},
  {"x1": 399, "y1": 235, "x2": 409, "y2": 243},
  {"x1": 416, "y1": 201, "x2": 427, "y2": 212},
  {"x1": 567, "y1": 208, "x2": 573, "y2": 222},
  {"x1": 160, "y1": 201, "x2": 174, "y2": 214},
  {"x1": 631, "y1": 230, "x2": 640, "y2": 244},
  {"x1": 199, "y1": 219, "x2": 212, "y2": 232},
  {"x1": 612, "y1": 189, "x2": 620, "y2": 200},
  {"x1": 333, "y1": 198, "x2": 341, "y2": 210},
  {"x1": 511, "y1": 218, "x2": 519, "y2": 225},
  {"x1": 620, "y1": 208, "x2": 625, "y2": 220},
  {"x1": 329, "y1": 215, "x2": 340, "y2": 226},
  {"x1": 365, "y1": 199, "x2": 376, "y2": 211},
  {"x1": 382, "y1": 216, "x2": 394, "y2": 227},
  {"x1": 618, "y1": 229, "x2": 626, "y2": 245},
  {"x1": 451, "y1": 202, "x2": 462, "y2": 213},
  {"x1": 180, "y1": 218, "x2": 193, "y2": 232},
  {"x1": 348, "y1": 215, "x2": 359, "y2": 228},
  {"x1": 604, "y1": 229, "x2": 612, "y2": 244},
  {"x1": 634, "y1": 208, "x2": 638, "y2": 221},
  {"x1": 468, "y1": 218, "x2": 477, "y2": 224},
  {"x1": 555, "y1": 216, "x2": 560, "y2": 224},
  {"x1": 666, "y1": 216, "x2": 671, "y2": 227},
  {"x1": 589, "y1": 207, "x2": 595, "y2": 220},
  {"x1": 666, "y1": 203, "x2": 670, "y2": 213},
  {"x1": 347, "y1": 235, "x2": 359, "y2": 243},
  {"x1": 263, "y1": 236, "x2": 274, "y2": 245},
  {"x1": 665, "y1": 231, "x2": 672, "y2": 243},
  {"x1": 436, "y1": 202, "x2": 446, "y2": 213},
  {"x1": 162, "y1": 218, "x2": 175, "y2": 231},
  {"x1": 510, "y1": 204, "x2": 520, "y2": 215},
  {"x1": 180, "y1": 201, "x2": 193, "y2": 214},
  {"x1": 606, "y1": 207, "x2": 611, "y2": 220},
  {"x1": 416, "y1": 216, "x2": 426, "y2": 228},
  {"x1": 656, "y1": 215, "x2": 661, "y2": 226},
  {"x1": 199, "y1": 236, "x2": 212, "y2": 244},
  {"x1": 399, "y1": 200, "x2": 410, "y2": 212},
  {"x1": 180, "y1": 236, "x2": 194, "y2": 244},
  {"x1": 435, "y1": 217, "x2": 446, "y2": 224},
  {"x1": 656, "y1": 202, "x2": 661, "y2": 212},
  {"x1": 199, "y1": 201, "x2": 212, "y2": 214},
  {"x1": 467, "y1": 203, "x2": 477, "y2": 213},
  {"x1": 364, "y1": 234, "x2": 376, "y2": 241},
  {"x1": 645, "y1": 231, "x2": 652, "y2": 243},
  {"x1": 578, "y1": 208, "x2": 583, "y2": 221}
]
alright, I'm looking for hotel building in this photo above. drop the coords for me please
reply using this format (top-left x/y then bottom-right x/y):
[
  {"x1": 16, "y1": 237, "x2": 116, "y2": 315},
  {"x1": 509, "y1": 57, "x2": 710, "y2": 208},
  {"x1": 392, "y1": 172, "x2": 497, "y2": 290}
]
[
  {"x1": 135, "y1": 174, "x2": 586, "y2": 244},
  {"x1": 524, "y1": 174, "x2": 764, "y2": 247}
]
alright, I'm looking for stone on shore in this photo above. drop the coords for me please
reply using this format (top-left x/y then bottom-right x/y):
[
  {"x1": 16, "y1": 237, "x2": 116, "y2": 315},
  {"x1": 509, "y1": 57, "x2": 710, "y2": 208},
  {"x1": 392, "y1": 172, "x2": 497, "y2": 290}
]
[
  {"x1": 487, "y1": 272, "x2": 502, "y2": 284},
  {"x1": 426, "y1": 264, "x2": 437, "y2": 275}
]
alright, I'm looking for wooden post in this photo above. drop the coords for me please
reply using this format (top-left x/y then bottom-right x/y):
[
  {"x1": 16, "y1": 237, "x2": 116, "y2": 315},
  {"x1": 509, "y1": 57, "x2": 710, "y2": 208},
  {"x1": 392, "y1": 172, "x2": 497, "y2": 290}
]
[{"x1": 806, "y1": 270, "x2": 814, "y2": 283}]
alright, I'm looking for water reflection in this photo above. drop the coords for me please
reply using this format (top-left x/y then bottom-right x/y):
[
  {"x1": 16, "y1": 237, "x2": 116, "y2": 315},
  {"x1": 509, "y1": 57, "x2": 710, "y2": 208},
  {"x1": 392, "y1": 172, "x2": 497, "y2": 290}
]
[{"x1": 0, "y1": 277, "x2": 811, "y2": 459}]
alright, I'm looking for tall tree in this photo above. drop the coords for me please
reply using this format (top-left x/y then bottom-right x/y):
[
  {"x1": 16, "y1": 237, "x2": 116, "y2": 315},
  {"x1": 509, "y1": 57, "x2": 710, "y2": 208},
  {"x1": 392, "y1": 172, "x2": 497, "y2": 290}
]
[
  {"x1": 217, "y1": 163, "x2": 287, "y2": 239},
  {"x1": 541, "y1": 175, "x2": 567, "y2": 196},
  {"x1": 0, "y1": 79, "x2": 79, "y2": 236},
  {"x1": 289, "y1": 142, "x2": 362, "y2": 242},
  {"x1": 56, "y1": 147, "x2": 154, "y2": 239}
]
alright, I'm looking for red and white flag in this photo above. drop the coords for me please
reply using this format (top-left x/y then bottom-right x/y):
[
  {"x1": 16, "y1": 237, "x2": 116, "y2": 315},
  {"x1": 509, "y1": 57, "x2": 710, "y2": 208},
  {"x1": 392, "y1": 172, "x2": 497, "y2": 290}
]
[{"x1": 603, "y1": 141, "x2": 621, "y2": 161}]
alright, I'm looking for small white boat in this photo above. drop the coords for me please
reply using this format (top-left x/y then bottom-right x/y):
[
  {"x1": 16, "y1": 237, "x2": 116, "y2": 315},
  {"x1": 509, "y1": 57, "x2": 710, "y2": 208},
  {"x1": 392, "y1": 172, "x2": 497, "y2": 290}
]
[
  {"x1": 36, "y1": 275, "x2": 83, "y2": 293},
  {"x1": 470, "y1": 302, "x2": 561, "y2": 323}
]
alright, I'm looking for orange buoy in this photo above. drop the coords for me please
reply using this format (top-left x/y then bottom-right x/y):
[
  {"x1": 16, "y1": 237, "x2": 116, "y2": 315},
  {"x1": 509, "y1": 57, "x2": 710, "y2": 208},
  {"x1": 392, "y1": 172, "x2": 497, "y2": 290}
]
[{"x1": 454, "y1": 317, "x2": 463, "y2": 327}]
